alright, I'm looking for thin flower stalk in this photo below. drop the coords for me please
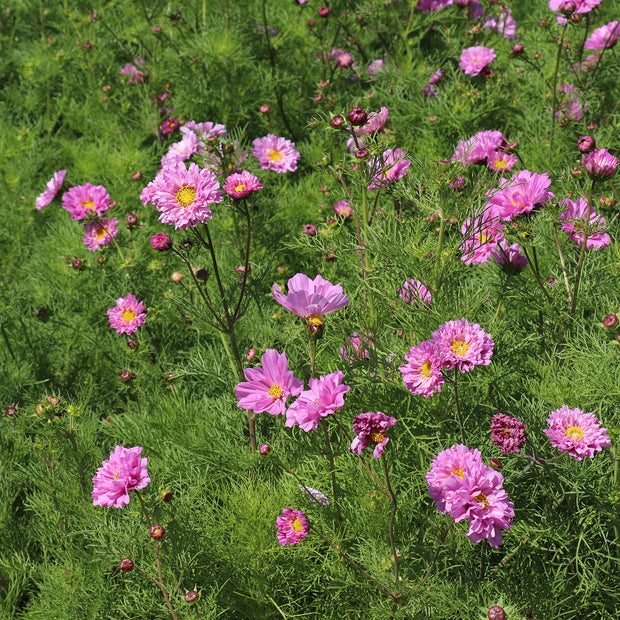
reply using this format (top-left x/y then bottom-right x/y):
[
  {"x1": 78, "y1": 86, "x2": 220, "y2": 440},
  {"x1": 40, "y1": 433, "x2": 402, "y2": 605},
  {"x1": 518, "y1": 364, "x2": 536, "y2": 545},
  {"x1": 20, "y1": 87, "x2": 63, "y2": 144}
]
[
  {"x1": 570, "y1": 181, "x2": 596, "y2": 316},
  {"x1": 550, "y1": 22, "x2": 569, "y2": 161},
  {"x1": 553, "y1": 225, "x2": 573, "y2": 308},
  {"x1": 381, "y1": 453, "x2": 399, "y2": 591}
]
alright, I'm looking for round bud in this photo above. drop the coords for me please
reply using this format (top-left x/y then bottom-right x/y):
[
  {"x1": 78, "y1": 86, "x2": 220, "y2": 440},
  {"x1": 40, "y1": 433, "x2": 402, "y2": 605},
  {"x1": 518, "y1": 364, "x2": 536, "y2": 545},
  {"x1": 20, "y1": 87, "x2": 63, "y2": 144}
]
[
  {"x1": 246, "y1": 348, "x2": 257, "y2": 362},
  {"x1": 126, "y1": 213, "x2": 138, "y2": 226},
  {"x1": 127, "y1": 338, "x2": 138, "y2": 349},
  {"x1": 347, "y1": 107, "x2": 367, "y2": 126},
  {"x1": 259, "y1": 443, "x2": 271, "y2": 456},
  {"x1": 318, "y1": 6, "x2": 330, "y2": 17},
  {"x1": 303, "y1": 224, "x2": 317, "y2": 237},
  {"x1": 558, "y1": 0, "x2": 576, "y2": 14},
  {"x1": 160, "y1": 487, "x2": 173, "y2": 502},
  {"x1": 119, "y1": 558, "x2": 134, "y2": 572},
  {"x1": 118, "y1": 369, "x2": 134, "y2": 382},
  {"x1": 603, "y1": 313, "x2": 618, "y2": 328},
  {"x1": 184, "y1": 590, "x2": 198, "y2": 603},
  {"x1": 5, "y1": 405, "x2": 18, "y2": 417},
  {"x1": 225, "y1": 144, "x2": 234, "y2": 154},
  {"x1": 171, "y1": 271, "x2": 184, "y2": 283},
  {"x1": 150, "y1": 525, "x2": 165, "y2": 540},
  {"x1": 330, "y1": 115, "x2": 344, "y2": 129},
  {"x1": 259, "y1": 104, "x2": 271, "y2": 114},
  {"x1": 488, "y1": 606, "x2": 506, "y2": 620},
  {"x1": 512, "y1": 43, "x2": 524, "y2": 54},
  {"x1": 355, "y1": 148, "x2": 370, "y2": 160},
  {"x1": 489, "y1": 458, "x2": 503, "y2": 469},
  {"x1": 150, "y1": 233, "x2": 172, "y2": 251},
  {"x1": 195, "y1": 268, "x2": 208, "y2": 280},
  {"x1": 132, "y1": 171, "x2": 142, "y2": 181}
]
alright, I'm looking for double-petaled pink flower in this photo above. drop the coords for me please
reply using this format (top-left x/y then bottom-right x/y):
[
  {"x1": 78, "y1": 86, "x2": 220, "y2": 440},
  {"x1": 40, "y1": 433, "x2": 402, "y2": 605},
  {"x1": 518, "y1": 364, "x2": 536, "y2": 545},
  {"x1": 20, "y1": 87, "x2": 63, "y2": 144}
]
[
  {"x1": 451, "y1": 130, "x2": 505, "y2": 166},
  {"x1": 62, "y1": 183, "x2": 111, "y2": 220},
  {"x1": 276, "y1": 508, "x2": 309, "y2": 545},
  {"x1": 349, "y1": 412, "x2": 397, "y2": 460},
  {"x1": 252, "y1": 134, "x2": 300, "y2": 173},
  {"x1": 400, "y1": 339, "x2": 444, "y2": 398},
  {"x1": 459, "y1": 46, "x2": 495, "y2": 76},
  {"x1": 432, "y1": 318, "x2": 494, "y2": 373},
  {"x1": 107, "y1": 294, "x2": 147, "y2": 335},
  {"x1": 490, "y1": 414, "x2": 527, "y2": 454},
  {"x1": 82, "y1": 218, "x2": 118, "y2": 251},
  {"x1": 223, "y1": 170, "x2": 263, "y2": 199}
]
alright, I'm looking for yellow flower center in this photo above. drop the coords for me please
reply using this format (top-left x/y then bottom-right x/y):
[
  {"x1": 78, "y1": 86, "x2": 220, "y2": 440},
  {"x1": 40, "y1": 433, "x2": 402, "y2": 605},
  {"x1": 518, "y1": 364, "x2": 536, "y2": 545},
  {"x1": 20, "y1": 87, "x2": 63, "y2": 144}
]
[
  {"x1": 291, "y1": 517, "x2": 303, "y2": 532},
  {"x1": 421, "y1": 360, "x2": 432, "y2": 377},
  {"x1": 82, "y1": 200, "x2": 94, "y2": 211},
  {"x1": 113, "y1": 472, "x2": 120, "y2": 480},
  {"x1": 95, "y1": 227, "x2": 107, "y2": 239},
  {"x1": 268, "y1": 150, "x2": 282, "y2": 161},
  {"x1": 235, "y1": 184, "x2": 246, "y2": 193},
  {"x1": 176, "y1": 185, "x2": 196, "y2": 207},
  {"x1": 477, "y1": 230, "x2": 489, "y2": 244},
  {"x1": 565, "y1": 426, "x2": 584, "y2": 440},
  {"x1": 474, "y1": 492, "x2": 488, "y2": 508},
  {"x1": 308, "y1": 314, "x2": 324, "y2": 327},
  {"x1": 451, "y1": 340, "x2": 469, "y2": 356},
  {"x1": 369, "y1": 429, "x2": 386, "y2": 444},
  {"x1": 494, "y1": 160, "x2": 508, "y2": 170},
  {"x1": 453, "y1": 468, "x2": 464, "y2": 479},
  {"x1": 122, "y1": 310, "x2": 137, "y2": 322},
  {"x1": 268, "y1": 384, "x2": 284, "y2": 399}
]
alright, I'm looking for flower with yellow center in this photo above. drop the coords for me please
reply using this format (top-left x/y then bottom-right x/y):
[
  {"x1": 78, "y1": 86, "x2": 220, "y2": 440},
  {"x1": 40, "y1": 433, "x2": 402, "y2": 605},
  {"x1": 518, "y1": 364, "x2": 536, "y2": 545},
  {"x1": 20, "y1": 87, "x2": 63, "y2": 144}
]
[
  {"x1": 452, "y1": 468, "x2": 465, "y2": 479},
  {"x1": 473, "y1": 492, "x2": 488, "y2": 508},
  {"x1": 176, "y1": 185, "x2": 196, "y2": 207},
  {"x1": 235, "y1": 184, "x2": 246, "y2": 193},
  {"x1": 268, "y1": 384, "x2": 284, "y2": 399},
  {"x1": 451, "y1": 339, "x2": 469, "y2": 356},
  {"x1": 421, "y1": 360, "x2": 433, "y2": 377},
  {"x1": 369, "y1": 429, "x2": 387, "y2": 444},
  {"x1": 291, "y1": 518, "x2": 303, "y2": 532},
  {"x1": 565, "y1": 425, "x2": 584, "y2": 440},
  {"x1": 82, "y1": 200, "x2": 95, "y2": 211},
  {"x1": 123, "y1": 310, "x2": 137, "y2": 322},
  {"x1": 268, "y1": 150, "x2": 283, "y2": 162}
]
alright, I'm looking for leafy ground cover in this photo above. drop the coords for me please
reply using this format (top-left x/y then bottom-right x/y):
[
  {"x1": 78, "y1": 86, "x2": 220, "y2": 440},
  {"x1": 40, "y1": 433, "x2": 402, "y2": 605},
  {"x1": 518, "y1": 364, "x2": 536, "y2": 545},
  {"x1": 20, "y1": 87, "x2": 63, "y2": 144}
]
[{"x1": 1, "y1": 0, "x2": 619, "y2": 618}]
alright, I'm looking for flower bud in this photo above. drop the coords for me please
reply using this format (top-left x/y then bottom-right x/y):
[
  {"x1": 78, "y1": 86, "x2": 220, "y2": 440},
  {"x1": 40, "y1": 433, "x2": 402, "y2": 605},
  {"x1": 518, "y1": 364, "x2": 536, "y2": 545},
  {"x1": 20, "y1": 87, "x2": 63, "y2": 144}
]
[
  {"x1": 126, "y1": 213, "x2": 138, "y2": 226},
  {"x1": 487, "y1": 606, "x2": 506, "y2": 620},
  {"x1": 184, "y1": 590, "x2": 198, "y2": 603},
  {"x1": 303, "y1": 224, "x2": 317, "y2": 237},
  {"x1": 119, "y1": 558, "x2": 134, "y2": 572},
  {"x1": 603, "y1": 314, "x2": 618, "y2": 328},
  {"x1": 246, "y1": 348, "x2": 257, "y2": 362},
  {"x1": 132, "y1": 171, "x2": 142, "y2": 181},
  {"x1": 558, "y1": 0, "x2": 576, "y2": 15},
  {"x1": 489, "y1": 458, "x2": 503, "y2": 469},
  {"x1": 259, "y1": 443, "x2": 271, "y2": 455},
  {"x1": 355, "y1": 148, "x2": 369, "y2": 159},
  {"x1": 318, "y1": 6, "x2": 330, "y2": 17},
  {"x1": 150, "y1": 525, "x2": 165, "y2": 540},
  {"x1": 150, "y1": 232, "x2": 172, "y2": 251},
  {"x1": 171, "y1": 271, "x2": 184, "y2": 283},
  {"x1": 512, "y1": 43, "x2": 524, "y2": 54},
  {"x1": 347, "y1": 107, "x2": 367, "y2": 126},
  {"x1": 71, "y1": 258, "x2": 82, "y2": 270},
  {"x1": 259, "y1": 104, "x2": 271, "y2": 114},
  {"x1": 160, "y1": 487, "x2": 173, "y2": 502},
  {"x1": 118, "y1": 369, "x2": 134, "y2": 382},
  {"x1": 5, "y1": 404, "x2": 18, "y2": 417}
]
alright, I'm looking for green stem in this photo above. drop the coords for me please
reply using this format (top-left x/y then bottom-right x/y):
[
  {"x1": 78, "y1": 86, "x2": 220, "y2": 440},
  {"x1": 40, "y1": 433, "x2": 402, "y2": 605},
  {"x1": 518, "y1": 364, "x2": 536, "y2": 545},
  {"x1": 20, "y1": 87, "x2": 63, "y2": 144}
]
[
  {"x1": 433, "y1": 205, "x2": 446, "y2": 292},
  {"x1": 381, "y1": 454, "x2": 399, "y2": 591},
  {"x1": 612, "y1": 435, "x2": 620, "y2": 571},
  {"x1": 453, "y1": 369, "x2": 465, "y2": 444},
  {"x1": 549, "y1": 22, "x2": 568, "y2": 162},
  {"x1": 570, "y1": 180, "x2": 596, "y2": 316},
  {"x1": 320, "y1": 418, "x2": 339, "y2": 526}
]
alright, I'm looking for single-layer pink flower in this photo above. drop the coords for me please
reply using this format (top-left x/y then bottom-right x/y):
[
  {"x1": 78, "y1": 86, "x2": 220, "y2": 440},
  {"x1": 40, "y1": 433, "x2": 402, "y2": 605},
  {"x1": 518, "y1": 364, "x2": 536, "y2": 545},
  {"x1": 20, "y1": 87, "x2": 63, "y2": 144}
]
[
  {"x1": 490, "y1": 414, "x2": 527, "y2": 454},
  {"x1": 485, "y1": 170, "x2": 553, "y2": 221},
  {"x1": 92, "y1": 445, "x2": 150, "y2": 508},
  {"x1": 459, "y1": 46, "x2": 496, "y2": 76},
  {"x1": 107, "y1": 294, "x2": 147, "y2": 335},
  {"x1": 491, "y1": 239, "x2": 528, "y2": 273},
  {"x1": 559, "y1": 197, "x2": 610, "y2": 250},
  {"x1": 333, "y1": 200, "x2": 353, "y2": 218},
  {"x1": 252, "y1": 134, "x2": 300, "y2": 173},
  {"x1": 36, "y1": 170, "x2": 66, "y2": 210},
  {"x1": 416, "y1": 0, "x2": 453, "y2": 11},
  {"x1": 459, "y1": 210, "x2": 505, "y2": 265},
  {"x1": 349, "y1": 412, "x2": 397, "y2": 460},
  {"x1": 398, "y1": 278, "x2": 431, "y2": 306},
  {"x1": 584, "y1": 21, "x2": 619, "y2": 49},
  {"x1": 544, "y1": 405, "x2": 610, "y2": 460},
  {"x1": 549, "y1": 0, "x2": 601, "y2": 15},
  {"x1": 235, "y1": 349, "x2": 303, "y2": 416},
  {"x1": 82, "y1": 218, "x2": 119, "y2": 251},
  {"x1": 432, "y1": 318, "x2": 494, "y2": 373},
  {"x1": 368, "y1": 148, "x2": 411, "y2": 190},
  {"x1": 223, "y1": 170, "x2": 263, "y2": 199},
  {"x1": 451, "y1": 130, "x2": 504, "y2": 166},
  {"x1": 400, "y1": 339, "x2": 444, "y2": 398},
  {"x1": 340, "y1": 332, "x2": 373, "y2": 361},
  {"x1": 581, "y1": 148, "x2": 618, "y2": 181},
  {"x1": 62, "y1": 183, "x2": 111, "y2": 220},
  {"x1": 276, "y1": 508, "x2": 309, "y2": 545},
  {"x1": 487, "y1": 150, "x2": 518, "y2": 173}
]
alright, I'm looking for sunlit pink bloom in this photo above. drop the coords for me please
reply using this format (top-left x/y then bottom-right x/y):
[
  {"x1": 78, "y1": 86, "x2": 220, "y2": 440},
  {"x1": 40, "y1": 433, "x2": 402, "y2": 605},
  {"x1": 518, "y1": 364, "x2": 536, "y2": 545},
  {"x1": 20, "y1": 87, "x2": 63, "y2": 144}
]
[
  {"x1": 235, "y1": 349, "x2": 303, "y2": 416},
  {"x1": 451, "y1": 130, "x2": 504, "y2": 166},
  {"x1": 491, "y1": 239, "x2": 528, "y2": 273},
  {"x1": 572, "y1": 52, "x2": 600, "y2": 73},
  {"x1": 485, "y1": 170, "x2": 553, "y2": 221},
  {"x1": 416, "y1": 0, "x2": 453, "y2": 11},
  {"x1": 252, "y1": 134, "x2": 300, "y2": 173},
  {"x1": 400, "y1": 339, "x2": 444, "y2": 398},
  {"x1": 276, "y1": 508, "x2": 309, "y2": 545},
  {"x1": 483, "y1": 9, "x2": 517, "y2": 40},
  {"x1": 331, "y1": 48, "x2": 353, "y2": 68},
  {"x1": 107, "y1": 294, "x2": 147, "y2": 335},
  {"x1": 62, "y1": 183, "x2": 110, "y2": 221},
  {"x1": 161, "y1": 132, "x2": 200, "y2": 167},
  {"x1": 285, "y1": 371, "x2": 350, "y2": 431},
  {"x1": 459, "y1": 46, "x2": 495, "y2": 76},
  {"x1": 487, "y1": 150, "x2": 518, "y2": 173},
  {"x1": 350, "y1": 412, "x2": 397, "y2": 460},
  {"x1": 490, "y1": 414, "x2": 527, "y2": 454},
  {"x1": 559, "y1": 197, "x2": 610, "y2": 250},
  {"x1": 119, "y1": 57, "x2": 146, "y2": 84},
  {"x1": 36, "y1": 170, "x2": 66, "y2": 210},
  {"x1": 544, "y1": 405, "x2": 610, "y2": 460},
  {"x1": 581, "y1": 148, "x2": 618, "y2": 180},
  {"x1": 368, "y1": 148, "x2": 410, "y2": 190},
  {"x1": 355, "y1": 107, "x2": 389, "y2": 137},
  {"x1": 333, "y1": 200, "x2": 353, "y2": 218},
  {"x1": 549, "y1": 0, "x2": 601, "y2": 15},
  {"x1": 584, "y1": 21, "x2": 619, "y2": 49},
  {"x1": 340, "y1": 331, "x2": 373, "y2": 361},
  {"x1": 367, "y1": 59, "x2": 385, "y2": 79},
  {"x1": 398, "y1": 278, "x2": 431, "y2": 306},
  {"x1": 426, "y1": 444, "x2": 483, "y2": 514},
  {"x1": 182, "y1": 120, "x2": 228, "y2": 144},
  {"x1": 432, "y1": 318, "x2": 494, "y2": 372},
  {"x1": 223, "y1": 170, "x2": 263, "y2": 199},
  {"x1": 459, "y1": 210, "x2": 505, "y2": 265},
  {"x1": 92, "y1": 445, "x2": 150, "y2": 508},
  {"x1": 82, "y1": 218, "x2": 118, "y2": 251},
  {"x1": 555, "y1": 83, "x2": 588, "y2": 122}
]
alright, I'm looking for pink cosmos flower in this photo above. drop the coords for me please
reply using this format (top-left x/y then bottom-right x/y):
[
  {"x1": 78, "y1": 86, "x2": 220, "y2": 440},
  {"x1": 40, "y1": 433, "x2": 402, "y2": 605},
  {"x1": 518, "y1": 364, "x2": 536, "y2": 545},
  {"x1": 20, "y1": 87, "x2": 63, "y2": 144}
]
[
  {"x1": 331, "y1": 48, "x2": 353, "y2": 68},
  {"x1": 549, "y1": 0, "x2": 601, "y2": 16},
  {"x1": 182, "y1": 120, "x2": 228, "y2": 144},
  {"x1": 487, "y1": 150, "x2": 518, "y2": 173},
  {"x1": 490, "y1": 414, "x2": 527, "y2": 454},
  {"x1": 451, "y1": 130, "x2": 504, "y2": 166},
  {"x1": 367, "y1": 59, "x2": 385, "y2": 79},
  {"x1": 367, "y1": 148, "x2": 411, "y2": 190},
  {"x1": 416, "y1": 0, "x2": 453, "y2": 11},
  {"x1": 36, "y1": 170, "x2": 67, "y2": 210},
  {"x1": 285, "y1": 371, "x2": 350, "y2": 431},
  {"x1": 340, "y1": 332, "x2": 373, "y2": 361},
  {"x1": 485, "y1": 170, "x2": 553, "y2": 221},
  {"x1": 459, "y1": 46, "x2": 496, "y2": 76},
  {"x1": 223, "y1": 170, "x2": 263, "y2": 199},
  {"x1": 544, "y1": 405, "x2": 610, "y2": 460},
  {"x1": 355, "y1": 107, "x2": 389, "y2": 137},
  {"x1": 432, "y1": 318, "x2": 494, "y2": 373},
  {"x1": 349, "y1": 412, "x2": 397, "y2": 460},
  {"x1": 491, "y1": 239, "x2": 528, "y2": 273},
  {"x1": 147, "y1": 162, "x2": 222, "y2": 230},
  {"x1": 400, "y1": 339, "x2": 444, "y2": 398},
  {"x1": 581, "y1": 148, "x2": 618, "y2": 181},
  {"x1": 459, "y1": 210, "x2": 505, "y2": 265},
  {"x1": 82, "y1": 218, "x2": 119, "y2": 251},
  {"x1": 160, "y1": 117, "x2": 180, "y2": 135},
  {"x1": 555, "y1": 83, "x2": 588, "y2": 123},
  {"x1": 333, "y1": 200, "x2": 353, "y2": 218},
  {"x1": 398, "y1": 278, "x2": 431, "y2": 306},
  {"x1": 119, "y1": 57, "x2": 146, "y2": 84},
  {"x1": 62, "y1": 183, "x2": 111, "y2": 220},
  {"x1": 483, "y1": 9, "x2": 517, "y2": 40},
  {"x1": 91, "y1": 445, "x2": 150, "y2": 508},
  {"x1": 276, "y1": 508, "x2": 309, "y2": 545},
  {"x1": 161, "y1": 132, "x2": 200, "y2": 167},
  {"x1": 107, "y1": 294, "x2": 147, "y2": 335},
  {"x1": 235, "y1": 349, "x2": 303, "y2": 416},
  {"x1": 584, "y1": 21, "x2": 619, "y2": 49},
  {"x1": 252, "y1": 134, "x2": 300, "y2": 173},
  {"x1": 559, "y1": 198, "x2": 610, "y2": 250},
  {"x1": 272, "y1": 273, "x2": 349, "y2": 330}
]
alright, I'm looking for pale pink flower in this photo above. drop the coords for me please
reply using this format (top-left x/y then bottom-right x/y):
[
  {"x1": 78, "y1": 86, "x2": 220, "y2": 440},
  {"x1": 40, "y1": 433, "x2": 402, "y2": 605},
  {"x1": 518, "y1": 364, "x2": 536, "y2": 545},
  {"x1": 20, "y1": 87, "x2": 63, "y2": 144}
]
[
  {"x1": 182, "y1": 120, "x2": 228, "y2": 144},
  {"x1": 62, "y1": 183, "x2": 110, "y2": 220},
  {"x1": 252, "y1": 134, "x2": 300, "y2": 173},
  {"x1": 459, "y1": 210, "x2": 505, "y2": 265},
  {"x1": 584, "y1": 21, "x2": 619, "y2": 49},
  {"x1": 459, "y1": 46, "x2": 496, "y2": 76},
  {"x1": 451, "y1": 130, "x2": 504, "y2": 166},
  {"x1": 559, "y1": 198, "x2": 610, "y2": 250},
  {"x1": 581, "y1": 148, "x2": 618, "y2": 181},
  {"x1": 572, "y1": 53, "x2": 601, "y2": 73},
  {"x1": 368, "y1": 148, "x2": 411, "y2": 190},
  {"x1": 350, "y1": 412, "x2": 397, "y2": 460},
  {"x1": 276, "y1": 508, "x2": 309, "y2": 545},
  {"x1": 36, "y1": 170, "x2": 66, "y2": 210},
  {"x1": 398, "y1": 278, "x2": 431, "y2": 306},
  {"x1": 161, "y1": 132, "x2": 200, "y2": 167},
  {"x1": 333, "y1": 200, "x2": 353, "y2": 218},
  {"x1": 400, "y1": 339, "x2": 444, "y2": 397},
  {"x1": 485, "y1": 170, "x2": 553, "y2": 221},
  {"x1": 82, "y1": 218, "x2": 119, "y2": 251},
  {"x1": 223, "y1": 171, "x2": 263, "y2": 199},
  {"x1": 483, "y1": 9, "x2": 517, "y2": 40},
  {"x1": 432, "y1": 318, "x2": 494, "y2": 373},
  {"x1": 331, "y1": 48, "x2": 353, "y2": 68},
  {"x1": 487, "y1": 150, "x2": 518, "y2": 173},
  {"x1": 107, "y1": 294, "x2": 147, "y2": 335}
]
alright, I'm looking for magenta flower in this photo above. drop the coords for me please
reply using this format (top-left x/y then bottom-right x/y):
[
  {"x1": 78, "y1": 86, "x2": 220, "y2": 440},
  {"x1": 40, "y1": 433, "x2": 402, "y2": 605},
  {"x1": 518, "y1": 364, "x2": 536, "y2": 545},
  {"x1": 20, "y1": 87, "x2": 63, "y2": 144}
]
[
  {"x1": 354, "y1": 107, "x2": 389, "y2": 137},
  {"x1": 581, "y1": 148, "x2": 618, "y2": 181},
  {"x1": 36, "y1": 170, "x2": 66, "y2": 210},
  {"x1": 584, "y1": 21, "x2": 619, "y2": 49},
  {"x1": 459, "y1": 46, "x2": 496, "y2": 76},
  {"x1": 544, "y1": 405, "x2": 610, "y2": 461},
  {"x1": 559, "y1": 197, "x2": 610, "y2": 250},
  {"x1": 276, "y1": 508, "x2": 309, "y2": 546},
  {"x1": 432, "y1": 318, "x2": 494, "y2": 373},
  {"x1": 340, "y1": 332, "x2": 373, "y2": 361},
  {"x1": 285, "y1": 371, "x2": 350, "y2": 432},
  {"x1": 160, "y1": 117, "x2": 180, "y2": 135},
  {"x1": 573, "y1": 52, "x2": 601, "y2": 73},
  {"x1": 485, "y1": 170, "x2": 553, "y2": 221},
  {"x1": 92, "y1": 445, "x2": 150, "y2": 508},
  {"x1": 223, "y1": 170, "x2": 263, "y2": 199},
  {"x1": 491, "y1": 240, "x2": 528, "y2": 273},
  {"x1": 400, "y1": 339, "x2": 444, "y2": 398},
  {"x1": 483, "y1": 9, "x2": 517, "y2": 40},
  {"x1": 235, "y1": 349, "x2": 303, "y2": 416},
  {"x1": 349, "y1": 412, "x2": 397, "y2": 460},
  {"x1": 333, "y1": 200, "x2": 353, "y2": 218},
  {"x1": 147, "y1": 162, "x2": 222, "y2": 230},
  {"x1": 549, "y1": 0, "x2": 601, "y2": 16},
  {"x1": 119, "y1": 57, "x2": 146, "y2": 84},
  {"x1": 490, "y1": 414, "x2": 527, "y2": 454},
  {"x1": 82, "y1": 218, "x2": 119, "y2": 251},
  {"x1": 331, "y1": 48, "x2": 353, "y2": 68},
  {"x1": 252, "y1": 134, "x2": 300, "y2": 173},
  {"x1": 451, "y1": 130, "x2": 504, "y2": 166},
  {"x1": 150, "y1": 232, "x2": 172, "y2": 251},
  {"x1": 487, "y1": 150, "x2": 518, "y2": 173},
  {"x1": 459, "y1": 210, "x2": 505, "y2": 265},
  {"x1": 107, "y1": 294, "x2": 147, "y2": 335},
  {"x1": 62, "y1": 183, "x2": 111, "y2": 221},
  {"x1": 368, "y1": 148, "x2": 411, "y2": 190},
  {"x1": 398, "y1": 278, "x2": 431, "y2": 306},
  {"x1": 416, "y1": 0, "x2": 453, "y2": 12}
]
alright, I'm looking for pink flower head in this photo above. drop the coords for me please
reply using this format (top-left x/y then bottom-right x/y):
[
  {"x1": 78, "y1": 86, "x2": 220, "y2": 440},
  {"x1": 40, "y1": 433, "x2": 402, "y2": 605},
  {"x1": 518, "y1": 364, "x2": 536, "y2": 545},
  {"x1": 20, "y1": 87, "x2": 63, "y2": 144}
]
[
  {"x1": 432, "y1": 318, "x2": 494, "y2": 372},
  {"x1": 559, "y1": 197, "x2": 610, "y2": 250},
  {"x1": 119, "y1": 57, "x2": 147, "y2": 84},
  {"x1": 555, "y1": 83, "x2": 588, "y2": 123},
  {"x1": 487, "y1": 150, "x2": 518, "y2": 174},
  {"x1": 355, "y1": 107, "x2": 389, "y2": 137},
  {"x1": 340, "y1": 331, "x2": 373, "y2": 361},
  {"x1": 349, "y1": 412, "x2": 397, "y2": 460},
  {"x1": 400, "y1": 339, "x2": 444, "y2": 398},
  {"x1": 252, "y1": 134, "x2": 300, "y2": 173},
  {"x1": 549, "y1": 0, "x2": 601, "y2": 16},
  {"x1": 223, "y1": 170, "x2": 263, "y2": 199},
  {"x1": 333, "y1": 200, "x2": 353, "y2": 218},
  {"x1": 490, "y1": 414, "x2": 526, "y2": 454},
  {"x1": 276, "y1": 508, "x2": 309, "y2": 545},
  {"x1": 573, "y1": 53, "x2": 601, "y2": 73},
  {"x1": 147, "y1": 162, "x2": 222, "y2": 230},
  {"x1": 491, "y1": 239, "x2": 528, "y2": 273},
  {"x1": 584, "y1": 21, "x2": 619, "y2": 50},
  {"x1": 459, "y1": 210, "x2": 505, "y2": 265},
  {"x1": 62, "y1": 183, "x2": 111, "y2": 220},
  {"x1": 235, "y1": 349, "x2": 303, "y2": 416},
  {"x1": 544, "y1": 405, "x2": 610, "y2": 460},
  {"x1": 398, "y1": 278, "x2": 431, "y2": 306},
  {"x1": 485, "y1": 170, "x2": 553, "y2": 221},
  {"x1": 92, "y1": 445, "x2": 150, "y2": 508},
  {"x1": 581, "y1": 148, "x2": 618, "y2": 181},
  {"x1": 182, "y1": 120, "x2": 229, "y2": 143},
  {"x1": 367, "y1": 59, "x2": 385, "y2": 79},
  {"x1": 332, "y1": 48, "x2": 353, "y2": 68},
  {"x1": 428, "y1": 68, "x2": 443, "y2": 85},
  {"x1": 483, "y1": 9, "x2": 517, "y2": 40},
  {"x1": 161, "y1": 132, "x2": 200, "y2": 167},
  {"x1": 82, "y1": 218, "x2": 118, "y2": 251},
  {"x1": 160, "y1": 117, "x2": 180, "y2": 135},
  {"x1": 272, "y1": 273, "x2": 349, "y2": 329},
  {"x1": 285, "y1": 371, "x2": 350, "y2": 431},
  {"x1": 426, "y1": 444, "x2": 483, "y2": 513},
  {"x1": 36, "y1": 170, "x2": 66, "y2": 210},
  {"x1": 459, "y1": 46, "x2": 496, "y2": 76},
  {"x1": 451, "y1": 130, "x2": 504, "y2": 166},
  {"x1": 368, "y1": 148, "x2": 411, "y2": 190},
  {"x1": 107, "y1": 294, "x2": 147, "y2": 335},
  {"x1": 416, "y1": 0, "x2": 453, "y2": 11}
]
